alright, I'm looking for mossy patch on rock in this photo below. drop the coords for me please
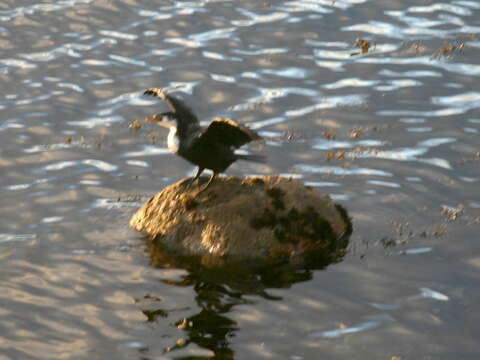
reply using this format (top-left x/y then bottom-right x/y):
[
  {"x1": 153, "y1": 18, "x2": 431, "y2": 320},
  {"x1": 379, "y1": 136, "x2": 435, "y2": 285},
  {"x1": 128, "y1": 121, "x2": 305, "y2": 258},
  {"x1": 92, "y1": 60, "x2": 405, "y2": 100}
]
[{"x1": 130, "y1": 176, "x2": 351, "y2": 268}]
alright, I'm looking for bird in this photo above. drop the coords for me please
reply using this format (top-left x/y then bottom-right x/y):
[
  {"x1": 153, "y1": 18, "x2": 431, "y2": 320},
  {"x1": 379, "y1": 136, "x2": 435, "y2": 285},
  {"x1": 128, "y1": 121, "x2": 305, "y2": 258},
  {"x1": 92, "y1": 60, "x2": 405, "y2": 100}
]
[{"x1": 143, "y1": 88, "x2": 265, "y2": 192}]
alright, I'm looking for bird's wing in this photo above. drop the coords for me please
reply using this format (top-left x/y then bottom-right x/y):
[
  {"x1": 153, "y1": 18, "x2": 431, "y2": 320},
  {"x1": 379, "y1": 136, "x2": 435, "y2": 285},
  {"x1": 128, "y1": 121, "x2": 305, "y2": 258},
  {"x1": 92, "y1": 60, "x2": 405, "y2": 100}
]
[
  {"x1": 199, "y1": 117, "x2": 263, "y2": 148},
  {"x1": 144, "y1": 88, "x2": 199, "y2": 124}
]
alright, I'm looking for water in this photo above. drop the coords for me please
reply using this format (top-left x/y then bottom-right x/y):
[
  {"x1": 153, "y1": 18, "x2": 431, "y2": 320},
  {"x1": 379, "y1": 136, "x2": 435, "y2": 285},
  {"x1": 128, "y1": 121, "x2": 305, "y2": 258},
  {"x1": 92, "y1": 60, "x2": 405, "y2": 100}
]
[{"x1": 1, "y1": 0, "x2": 479, "y2": 359}]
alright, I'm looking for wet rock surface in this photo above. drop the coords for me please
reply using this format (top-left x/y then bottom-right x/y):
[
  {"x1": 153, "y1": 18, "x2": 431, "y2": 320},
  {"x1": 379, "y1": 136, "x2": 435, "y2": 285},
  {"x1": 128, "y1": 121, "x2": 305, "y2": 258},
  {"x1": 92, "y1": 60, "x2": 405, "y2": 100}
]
[{"x1": 130, "y1": 176, "x2": 351, "y2": 267}]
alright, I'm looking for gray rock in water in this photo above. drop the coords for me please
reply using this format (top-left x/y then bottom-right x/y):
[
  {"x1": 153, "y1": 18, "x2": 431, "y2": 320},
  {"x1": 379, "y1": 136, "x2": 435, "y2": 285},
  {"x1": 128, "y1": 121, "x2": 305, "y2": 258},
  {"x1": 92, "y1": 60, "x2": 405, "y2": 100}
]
[{"x1": 130, "y1": 175, "x2": 351, "y2": 268}]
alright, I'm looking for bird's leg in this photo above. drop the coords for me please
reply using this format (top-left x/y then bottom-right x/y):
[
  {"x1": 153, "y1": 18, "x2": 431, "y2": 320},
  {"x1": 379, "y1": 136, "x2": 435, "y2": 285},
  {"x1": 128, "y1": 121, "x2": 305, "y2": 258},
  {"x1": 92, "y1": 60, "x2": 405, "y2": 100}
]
[
  {"x1": 190, "y1": 167, "x2": 204, "y2": 186},
  {"x1": 196, "y1": 172, "x2": 216, "y2": 194}
]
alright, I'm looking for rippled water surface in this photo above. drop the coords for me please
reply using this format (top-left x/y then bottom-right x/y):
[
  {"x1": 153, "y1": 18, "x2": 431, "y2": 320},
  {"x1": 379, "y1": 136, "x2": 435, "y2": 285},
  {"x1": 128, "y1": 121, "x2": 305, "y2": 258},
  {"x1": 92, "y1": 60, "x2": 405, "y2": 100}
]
[{"x1": 1, "y1": 0, "x2": 480, "y2": 359}]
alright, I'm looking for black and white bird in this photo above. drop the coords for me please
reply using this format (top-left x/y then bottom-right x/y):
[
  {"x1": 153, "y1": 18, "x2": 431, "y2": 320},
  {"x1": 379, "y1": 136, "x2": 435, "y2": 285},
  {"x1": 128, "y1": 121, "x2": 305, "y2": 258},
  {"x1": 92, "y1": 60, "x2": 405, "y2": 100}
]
[{"x1": 143, "y1": 88, "x2": 265, "y2": 191}]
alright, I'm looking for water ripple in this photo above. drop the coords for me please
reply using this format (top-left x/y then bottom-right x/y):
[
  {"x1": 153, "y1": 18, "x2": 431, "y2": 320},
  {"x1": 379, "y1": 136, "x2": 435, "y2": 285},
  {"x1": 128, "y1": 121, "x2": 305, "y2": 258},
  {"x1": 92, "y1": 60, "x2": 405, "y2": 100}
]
[
  {"x1": 122, "y1": 146, "x2": 171, "y2": 158},
  {"x1": 401, "y1": 247, "x2": 433, "y2": 255},
  {"x1": 410, "y1": 288, "x2": 450, "y2": 301},
  {"x1": 408, "y1": 3, "x2": 472, "y2": 15},
  {"x1": 418, "y1": 138, "x2": 456, "y2": 147},
  {"x1": 108, "y1": 55, "x2": 147, "y2": 67},
  {"x1": 166, "y1": 27, "x2": 237, "y2": 49},
  {"x1": 432, "y1": 92, "x2": 480, "y2": 112},
  {"x1": 3, "y1": 176, "x2": 57, "y2": 191},
  {"x1": 0, "y1": 233, "x2": 36, "y2": 244},
  {"x1": 80, "y1": 59, "x2": 112, "y2": 67},
  {"x1": 58, "y1": 82, "x2": 84, "y2": 92},
  {"x1": 137, "y1": 9, "x2": 172, "y2": 20},
  {"x1": 0, "y1": 58, "x2": 36, "y2": 71},
  {"x1": 315, "y1": 320, "x2": 380, "y2": 338},
  {"x1": 0, "y1": 0, "x2": 94, "y2": 21},
  {"x1": 98, "y1": 92, "x2": 145, "y2": 107},
  {"x1": 165, "y1": 37, "x2": 202, "y2": 48},
  {"x1": 66, "y1": 116, "x2": 124, "y2": 128},
  {"x1": 232, "y1": 48, "x2": 288, "y2": 56},
  {"x1": 347, "y1": 9, "x2": 480, "y2": 39},
  {"x1": 232, "y1": 87, "x2": 320, "y2": 112},
  {"x1": 99, "y1": 30, "x2": 138, "y2": 41},
  {"x1": 41, "y1": 159, "x2": 117, "y2": 172},
  {"x1": 202, "y1": 51, "x2": 242, "y2": 61},
  {"x1": 0, "y1": 119, "x2": 25, "y2": 131},
  {"x1": 210, "y1": 73, "x2": 236, "y2": 83},
  {"x1": 379, "y1": 69, "x2": 442, "y2": 78},
  {"x1": 125, "y1": 160, "x2": 150, "y2": 168},
  {"x1": 323, "y1": 78, "x2": 378, "y2": 89},
  {"x1": 249, "y1": 117, "x2": 287, "y2": 130},
  {"x1": 281, "y1": 1, "x2": 333, "y2": 14},
  {"x1": 24, "y1": 143, "x2": 75, "y2": 154},
  {"x1": 233, "y1": 9, "x2": 289, "y2": 26},
  {"x1": 313, "y1": 139, "x2": 385, "y2": 150},
  {"x1": 367, "y1": 180, "x2": 401, "y2": 188},
  {"x1": 286, "y1": 94, "x2": 367, "y2": 117},
  {"x1": 262, "y1": 67, "x2": 310, "y2": 79},
  {"x1": 350, "y1": 138, "x2": 455, "y2": 169},
  {"x1": 191, "y1": 27, "x2": 237, "y2": 42},
  {"x1": 377, "y1": 107, "x2": 465, "y2": 118},
  {"x1": 295, "y1": 164, "x2": 393, "y2": 177}
]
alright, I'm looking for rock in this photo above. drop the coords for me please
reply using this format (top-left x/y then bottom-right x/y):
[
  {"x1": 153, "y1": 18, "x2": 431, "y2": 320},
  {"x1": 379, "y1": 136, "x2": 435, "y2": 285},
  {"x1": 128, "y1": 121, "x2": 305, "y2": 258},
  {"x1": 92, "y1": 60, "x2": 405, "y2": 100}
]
[{"x1": 130, "y1": 176, "x2": 351, "y2": 268}]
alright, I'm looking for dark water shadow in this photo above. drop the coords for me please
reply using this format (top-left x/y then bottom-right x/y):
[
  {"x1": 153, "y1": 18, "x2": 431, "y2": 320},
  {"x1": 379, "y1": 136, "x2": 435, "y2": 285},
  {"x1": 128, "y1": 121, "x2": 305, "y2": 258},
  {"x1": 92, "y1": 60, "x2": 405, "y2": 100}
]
[{"x1": 142, "y1": 211, "x2": 352, "y2": 359}]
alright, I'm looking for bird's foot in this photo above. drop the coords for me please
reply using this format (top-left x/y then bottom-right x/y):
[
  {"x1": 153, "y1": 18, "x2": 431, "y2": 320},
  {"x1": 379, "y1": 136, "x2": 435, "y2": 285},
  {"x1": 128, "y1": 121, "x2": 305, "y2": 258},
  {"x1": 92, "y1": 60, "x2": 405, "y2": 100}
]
[
  {"x1": 178, "y1": 177, "x2": 193, "y2": 188},
  {"x1": 178, "y1": 176, "x2": 200, "y2": 191},
  {"x1": 194, "y1": 173, "x2": 216, "y2": 195}
]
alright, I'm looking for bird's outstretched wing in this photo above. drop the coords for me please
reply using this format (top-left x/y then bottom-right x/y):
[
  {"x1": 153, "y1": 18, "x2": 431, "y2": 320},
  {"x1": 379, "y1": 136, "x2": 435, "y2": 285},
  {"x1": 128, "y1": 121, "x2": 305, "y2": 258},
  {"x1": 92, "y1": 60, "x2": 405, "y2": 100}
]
[
  {"x1": 144, "y1": 88, "x2": 199, "y2": 125},
  {"x1": 199, "y1": 117, "x2": 263, "y2": 148}
]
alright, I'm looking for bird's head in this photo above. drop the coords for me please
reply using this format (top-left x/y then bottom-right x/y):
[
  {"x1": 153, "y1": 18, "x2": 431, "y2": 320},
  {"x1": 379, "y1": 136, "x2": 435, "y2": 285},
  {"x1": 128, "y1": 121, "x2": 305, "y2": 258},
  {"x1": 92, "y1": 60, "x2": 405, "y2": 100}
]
[{"x1": 145, "y1": 111, "x2": 178, "y2": 129}]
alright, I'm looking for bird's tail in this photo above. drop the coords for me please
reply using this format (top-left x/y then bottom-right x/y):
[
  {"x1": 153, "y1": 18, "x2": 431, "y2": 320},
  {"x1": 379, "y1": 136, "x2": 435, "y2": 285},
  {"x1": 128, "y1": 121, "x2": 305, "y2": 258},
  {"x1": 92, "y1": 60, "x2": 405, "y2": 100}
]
[{"x1": 236, "y1": 153, "x2": 267, "y2": 163}]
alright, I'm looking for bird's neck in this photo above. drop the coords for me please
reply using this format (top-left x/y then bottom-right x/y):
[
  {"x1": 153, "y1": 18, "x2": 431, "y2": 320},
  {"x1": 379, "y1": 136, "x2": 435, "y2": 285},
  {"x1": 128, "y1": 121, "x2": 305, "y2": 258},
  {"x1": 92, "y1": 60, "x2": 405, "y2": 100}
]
[{"x1": 167, "y1": 127, "x2": 180, "y2": 153}]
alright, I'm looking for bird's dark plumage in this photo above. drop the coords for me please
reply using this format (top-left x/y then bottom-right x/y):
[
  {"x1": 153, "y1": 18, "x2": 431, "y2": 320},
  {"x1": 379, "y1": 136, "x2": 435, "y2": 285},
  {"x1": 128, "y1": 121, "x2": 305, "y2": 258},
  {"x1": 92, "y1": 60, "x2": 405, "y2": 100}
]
[{"x1": 143, "y1": 88, "x2": 264, "y2": 192}]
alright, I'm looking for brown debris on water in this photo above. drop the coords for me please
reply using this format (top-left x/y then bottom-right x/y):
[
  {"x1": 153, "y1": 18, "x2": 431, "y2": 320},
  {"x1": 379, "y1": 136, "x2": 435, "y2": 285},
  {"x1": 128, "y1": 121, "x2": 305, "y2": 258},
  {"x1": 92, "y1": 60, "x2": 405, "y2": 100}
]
[
  {"x1": 432, "y1": 41, "x2": 465, "y2": 59},
  {"x1": 323, "y1": 129, "x2": 336, "y2": 140},
  {"x1": 355, "y1": 38, "x2": 371, "y2": 54},
  {"x1": 282, "y1": 130, "x2": 304, "y2": 141},
  {"x1": 433, "y1": 228, "x2": 447, "y2": 238},
  {"x1": 326, "y1": 151, "x2": 346, "y2": 161},
  {"x1": 129, "y1": 119, "x2": 142, "y2": 130},
  {"x1": 63, "y1": 135, "x2": 86, "y2": 147},
  {"x1": 399, "y1": 41, "x2": 429, "y2": 56},
  {"x1": 349, "y1": 127, "x2": 363, "y2": 138},
  {"x1": 351, "y1": 38, "x2": 374, "y2": 56},
  {"x1": 441, "y1": 204, "x2": 464, "y2": 222},
  {"x1": 457, "y1": 151, "x2": 480, "y2": 164}
]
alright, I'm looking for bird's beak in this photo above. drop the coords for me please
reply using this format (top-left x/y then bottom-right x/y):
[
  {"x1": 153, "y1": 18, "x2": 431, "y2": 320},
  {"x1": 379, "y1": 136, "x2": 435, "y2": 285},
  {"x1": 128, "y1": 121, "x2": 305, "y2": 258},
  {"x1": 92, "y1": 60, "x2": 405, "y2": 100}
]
[{"x1": 144, "y1": 114, "x2": 171, "y2": 128}]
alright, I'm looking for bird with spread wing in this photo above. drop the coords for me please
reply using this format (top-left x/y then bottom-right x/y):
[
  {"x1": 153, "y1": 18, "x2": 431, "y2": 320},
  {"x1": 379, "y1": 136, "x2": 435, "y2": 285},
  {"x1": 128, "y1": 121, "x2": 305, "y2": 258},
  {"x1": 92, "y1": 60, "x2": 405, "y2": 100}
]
[{"x1": 143, "y1": 88, "x2": 265, "y2": 192}]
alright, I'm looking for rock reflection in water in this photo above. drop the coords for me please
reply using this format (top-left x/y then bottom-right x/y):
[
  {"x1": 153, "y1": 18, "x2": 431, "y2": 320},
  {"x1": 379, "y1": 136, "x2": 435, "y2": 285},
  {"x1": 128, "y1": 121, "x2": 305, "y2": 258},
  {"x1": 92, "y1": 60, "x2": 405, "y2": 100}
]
[{"x1": 143, "y1": 210, "x2": 351, "y2": 358}]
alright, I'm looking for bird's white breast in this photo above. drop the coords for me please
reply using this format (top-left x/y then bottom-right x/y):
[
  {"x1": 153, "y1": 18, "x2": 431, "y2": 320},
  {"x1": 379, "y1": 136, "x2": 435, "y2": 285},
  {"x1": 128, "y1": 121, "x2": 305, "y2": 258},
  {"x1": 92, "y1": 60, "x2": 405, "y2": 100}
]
[{"x1": 167, "y1": 127, "x2": 179, "y2": 153}]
